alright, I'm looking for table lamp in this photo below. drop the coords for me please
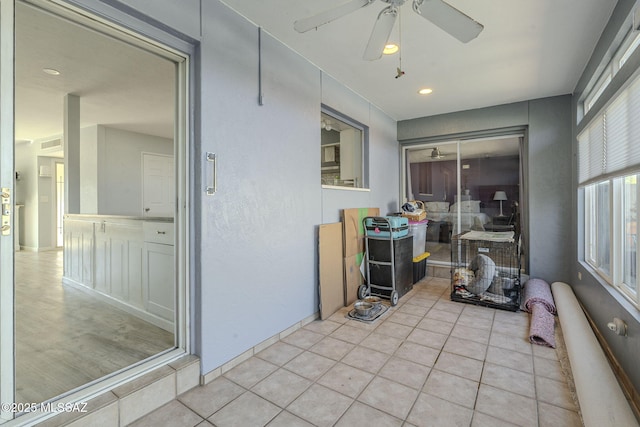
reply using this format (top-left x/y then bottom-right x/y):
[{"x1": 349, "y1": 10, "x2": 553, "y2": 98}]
[{"x1": 494, "y1": 191, "x2": 507, "y2": 216}]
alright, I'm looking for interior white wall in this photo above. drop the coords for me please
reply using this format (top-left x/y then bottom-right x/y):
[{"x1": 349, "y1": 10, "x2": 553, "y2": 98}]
[{"x1": 95, "y1": 126, "x2": 173, "y2": 216}]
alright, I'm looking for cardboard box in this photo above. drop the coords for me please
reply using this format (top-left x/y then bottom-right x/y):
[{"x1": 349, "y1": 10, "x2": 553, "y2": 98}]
[
  {"x1": 344, "y1": 254, "x2": 364, "y2": 305},
  {"x1": 341, "y1": 208, "x2": 379, "y2": 305},
  {"x1": 342, "y1": 207, "x2": 380, "y2": 257},
  {"x1": 318, "y1": 223, "x2": 345, "y2": 320}
]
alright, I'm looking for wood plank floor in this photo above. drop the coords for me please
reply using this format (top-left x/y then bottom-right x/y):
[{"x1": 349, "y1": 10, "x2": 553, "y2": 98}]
[{"x1": 14, "y1": 250, "x2": 174, "y2": 403}]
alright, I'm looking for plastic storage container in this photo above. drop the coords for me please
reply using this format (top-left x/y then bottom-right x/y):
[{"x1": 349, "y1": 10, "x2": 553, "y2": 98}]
[
  {"x1": 408, "y1": 220, "x2": 428, "y2": 257},
  {"x1": 412, "y1": 252, "x2": 430, "y2": 283},
  {"x1": 364, "y1": 216, "x2": 409, "y2": 238}
]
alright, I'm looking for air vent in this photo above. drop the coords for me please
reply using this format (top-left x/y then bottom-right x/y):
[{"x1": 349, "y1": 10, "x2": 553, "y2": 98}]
[{"x1": 40, "y1": 138, "x2": 62, "y2": 151}]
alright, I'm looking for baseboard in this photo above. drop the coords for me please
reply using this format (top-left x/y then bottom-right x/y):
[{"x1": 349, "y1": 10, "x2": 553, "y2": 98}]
[{"x1": 201, "y1": 311, "x2": 320, "y2": 385}]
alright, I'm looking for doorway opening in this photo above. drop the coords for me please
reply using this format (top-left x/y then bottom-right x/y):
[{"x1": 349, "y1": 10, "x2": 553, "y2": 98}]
[
  {"x1": 4, "y1": 0, "x2": 191, "y2": 417},
  {"x1": 402, "y1": 135, "x2": 525, "y2": 269}
]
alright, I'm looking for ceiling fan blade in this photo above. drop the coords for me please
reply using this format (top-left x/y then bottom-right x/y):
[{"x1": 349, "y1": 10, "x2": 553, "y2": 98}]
[
  {"x1": 413, "y1": 0, "x2": 483, "y2": 43},
  {"x1": 294, "y1": 0, "x2": 376, "y2": 33},
  {"x1": 363, "y1": 6, "x2": 398, "y2": 61}
]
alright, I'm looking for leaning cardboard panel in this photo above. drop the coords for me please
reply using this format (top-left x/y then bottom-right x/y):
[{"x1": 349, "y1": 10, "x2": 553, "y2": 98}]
[
  {"x1": 318, "y1": 223, "x2": 345, "y2": 320},
  {"x1": 342, "y1": 207, "x2": 380, "y2": 304}
]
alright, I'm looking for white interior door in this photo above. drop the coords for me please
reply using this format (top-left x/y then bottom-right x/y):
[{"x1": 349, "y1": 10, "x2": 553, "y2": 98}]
[
  {"x1": 0, "y1": 0, "x2": 15, "y2": 421},
  {"x1": 142, "y1": 153, "x2": 174, "y2": 217}
]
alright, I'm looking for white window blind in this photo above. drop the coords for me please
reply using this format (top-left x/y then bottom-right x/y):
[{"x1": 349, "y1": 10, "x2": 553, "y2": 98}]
[{"x1": 579, "y1": 72, "x2": 640, "y2": 184}]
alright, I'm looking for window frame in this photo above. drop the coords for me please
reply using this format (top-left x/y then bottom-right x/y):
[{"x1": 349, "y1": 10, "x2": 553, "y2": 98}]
[{"x1": 320, "y1": 105, "x2": 369, "y2": 190}]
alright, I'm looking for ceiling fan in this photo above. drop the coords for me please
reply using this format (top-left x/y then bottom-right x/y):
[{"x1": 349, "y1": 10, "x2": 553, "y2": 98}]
[{"x1": 294, "y1": 0, "x2": 483, "y2": 61}]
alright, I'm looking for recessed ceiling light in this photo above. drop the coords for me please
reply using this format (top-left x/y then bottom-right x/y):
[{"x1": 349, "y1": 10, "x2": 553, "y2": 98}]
[
  {"x1": 43, "y1": 68, "x2": 61, "y2": 76},
  {"x1": 418, "y1": 88, "x2": 433, "y2": 95},
  {"x1": 383, "y1": 44, "x2": 399, "y2": 55}
]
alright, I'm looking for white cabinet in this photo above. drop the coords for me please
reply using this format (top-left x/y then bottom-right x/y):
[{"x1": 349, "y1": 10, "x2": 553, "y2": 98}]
[
  {"x1": 143, "y1": 221, "x2": 174, "y2": 324},
  {"x1": 63, "y1": 216, "x2": 174, "y2": 331}
]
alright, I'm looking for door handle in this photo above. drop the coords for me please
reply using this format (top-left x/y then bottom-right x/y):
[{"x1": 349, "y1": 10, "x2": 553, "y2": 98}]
[
  {"x1": 1, "y1": 187, "x2": 9, "y2": 236},
  {"x1": 206, "y1": 152, "x2": 217, "y2": 195}
]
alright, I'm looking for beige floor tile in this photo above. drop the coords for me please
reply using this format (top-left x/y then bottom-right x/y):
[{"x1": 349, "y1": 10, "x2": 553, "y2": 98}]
[
  {"x1": 281, "y1": 328, "x2": 325, "y2": 349},
  {"x1": 394, "y1": 341, "x2": 440, "y2": 367},
  {"x1": 433, "y1": 299, "x2": 465, "y2": 314},
  {"x1": 129, "y1": 400, "x2": 202, "y2": 427},
  {"x1": 461, "y1": 304, "x2": 496, "y2": 321},
  {"x1": 443, "y1": 336, "x2": 488, "y2": 360},
  {"x1": 475, "y1": 384, "x2": 538, "y2": 427},
  {"x1": 379, "y1": 357, "x2": 430, "y2": 390},
  {"x1": 423, "y1": 369, "x2": 479, "y2": 409},
  {"x1": 208, "y1": 391, "x2": 280, "y2": 427},
  {"x1": 359, "y1": 332, "x2": 404, "y2": 355},
  {"x1": 481, "y1": 362, "x2": 535, "y2": 398},
  {"x1": 317, "y1": 362, "x2": 374, "y2": 398},
  {"x1": 471, "y1": 411, "x2": 519, "y2": 427},
  {"x1": 425, "y1": 308, "x2": 461, "y2": 323},
  {"x1": 451, "y1": 324, "x2": 491, "y2": 344},
  {"x1": 407, "y1": 393, "x2": 474, "y2": 427},
  {"x1": 251, "y1": 368, "x2": 312, "y2": 407},
  {"x1": 397, "y1": 302, "x2": 431, "y2": 317},
  {"x1": 434, "y1": 352, "x2": 484, "y2": 382},
  {"x1": 407, "y1": 328, "x2": 448, "y2": 350},
  {"x1": 374, "y1": 320, "x2": 414, "y2": 339},
  {"x1": 303, "y1": 319, "x2": 342, "y2": 335},
  {"x1": 533, "y1": 356, "x2": 564, "y2": 380},
  {"x1": 357, "y1": 376, "x2": 420, "y2": 420},
  {"x1": 489, "y1": 331, "x2": 533, "y2": 355},
  {"x1": 341, "y1": 345, "x2": 390, "y2": 374},
  {"x1": 178, "y1": 377, "x2": 245, "y2": 418},
  {"x1": 416, "y1": 317, "x2": 455, "y2": 335},
  {"x1": 330, "y1": 323, "x2": 372, "y2": 344},
  {"x1": 537, "y1": 401, "x2": 582, "y2": 427},
  {"x1": 386, "y1": 311, "x2": 423, "y2": 327},
  {"x1": 287, "y1": 384, "x2": 353, "y2": 427},
  {"x1": 485, "y1": 345, "x2": 534, "y2": 374},
  {"x1": 535, "y1": 376, "x2": 577, "y2": 411},
  {"x1": 309, "y1": 336, "x2": 355, "y2": 360},
  {"x1": 266, "y1": 411, "x2": 314, "y2": 427},
  {"x1": 334, "y1": 401, "x2": 403, "y2": 427},
  {"x1": 532, "y1": 343, "x2": 559, "y2": 360},
  {"x1": 223, "y1": 357, "x2": 278, "y2": 388},
  {"x1": 284, "y1": 351, "x2": 335, "y2": 381},
  {"x1": 457, "y1": 314, "x2": 494, "y2": 332},
  {"x1": 256, "y1": 341, "x2": 304, "y2": 366}
]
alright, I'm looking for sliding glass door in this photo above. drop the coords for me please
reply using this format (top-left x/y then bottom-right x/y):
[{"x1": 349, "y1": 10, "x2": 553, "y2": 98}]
[{"x1": 402, "y1": 135, "x2": 524, "y2": 266}]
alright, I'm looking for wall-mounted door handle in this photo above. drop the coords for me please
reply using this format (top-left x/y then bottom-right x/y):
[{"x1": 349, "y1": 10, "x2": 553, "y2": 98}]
[
  {"x1": 206, "y1": 152, "x2": 217, "y2": 195},
  {"x1": 156, "y1": 231, "x2": 166, "y2": 235}
]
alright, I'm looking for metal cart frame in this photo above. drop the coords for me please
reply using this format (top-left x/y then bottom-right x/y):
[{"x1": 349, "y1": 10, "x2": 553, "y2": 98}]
[{"x1": 358, "y1": 216, "x2": 400, "y2": 306}]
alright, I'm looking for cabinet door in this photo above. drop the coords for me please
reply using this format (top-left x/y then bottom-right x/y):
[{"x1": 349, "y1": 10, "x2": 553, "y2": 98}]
[{"x1": 143, "y1": 242, "x2": 174, "y2": 322}]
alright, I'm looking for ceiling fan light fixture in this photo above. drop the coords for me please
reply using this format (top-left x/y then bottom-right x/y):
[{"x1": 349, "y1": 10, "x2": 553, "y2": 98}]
[
  {"x1": 431, "y1": 147, "x2": 444, "y2": 159},
  {"x1": 383, "y1": 43, "x2": 399, "y2": 54},
  {"x1": 43, "y1": 68, "x2": 61, "y2": 76},
  {"x1": 418, "y1": 88, "x2": 433, "y2": 95}
]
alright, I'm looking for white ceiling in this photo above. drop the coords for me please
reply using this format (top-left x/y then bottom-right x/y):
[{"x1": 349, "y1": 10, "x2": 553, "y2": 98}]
[
  {"x1": 14, "y1": 0, "x2": 618, "y2": 144},
  {"x1": 220, "y1": 0, "x2": 617, "y2": 121},
  {"x1": 15, "y1": 2, "x2": 175, "y2": 143}
]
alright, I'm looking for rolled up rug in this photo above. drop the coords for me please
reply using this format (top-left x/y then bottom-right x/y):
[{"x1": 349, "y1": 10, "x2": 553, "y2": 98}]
[
  {"x1": 529, "y1": 302, "x2": 556, "y2": 348},
  {"x1": 523, "y1": 278, "x2": 556, "y2": 314}
]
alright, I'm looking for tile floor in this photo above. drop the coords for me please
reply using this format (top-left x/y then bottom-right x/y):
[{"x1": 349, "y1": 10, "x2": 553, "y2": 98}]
[{"x1": 133, "y1": 277, "x2": 582, "y2": 427}]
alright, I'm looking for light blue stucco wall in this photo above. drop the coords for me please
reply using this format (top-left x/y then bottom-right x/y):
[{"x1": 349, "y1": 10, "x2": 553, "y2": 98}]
[{"x1": 84, "y1": 0, "x2": 400, "y2": 375}]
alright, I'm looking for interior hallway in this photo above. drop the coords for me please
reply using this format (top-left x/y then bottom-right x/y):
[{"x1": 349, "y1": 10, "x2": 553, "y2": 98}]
[
  {"x1": 15, "y1": 250, "x2": 174, "y2": 403},
  {"x1": 131, "y1": 277, "x2": 581, "y2": 427}
]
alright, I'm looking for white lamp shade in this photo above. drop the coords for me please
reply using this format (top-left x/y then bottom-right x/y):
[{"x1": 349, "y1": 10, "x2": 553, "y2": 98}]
[{"x1": 493, "y1": 191, "x2": 507, "y2": 201}]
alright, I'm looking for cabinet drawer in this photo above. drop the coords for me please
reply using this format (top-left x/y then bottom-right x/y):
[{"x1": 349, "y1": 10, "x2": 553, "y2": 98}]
[{"x1": 143, "y1": 221, "x2": 174, "y2": 245}]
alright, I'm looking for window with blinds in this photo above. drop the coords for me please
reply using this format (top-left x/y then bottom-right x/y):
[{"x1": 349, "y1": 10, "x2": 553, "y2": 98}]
[{"x1": 578, "y1": 72, "x2": 640, "y2": 185}]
